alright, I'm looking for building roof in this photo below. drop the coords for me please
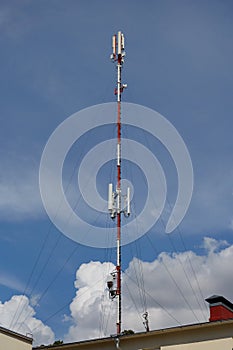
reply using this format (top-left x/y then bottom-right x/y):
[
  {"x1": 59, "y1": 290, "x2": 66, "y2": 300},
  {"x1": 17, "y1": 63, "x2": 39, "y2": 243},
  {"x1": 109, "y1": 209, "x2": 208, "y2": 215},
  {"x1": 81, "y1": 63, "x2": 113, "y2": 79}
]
[
  {"x1": 33, "y1": 318, "x2": 233, "y2": 350},
  {"x1": 0, "y1": 325, "x2": 33, "y2": 344}
]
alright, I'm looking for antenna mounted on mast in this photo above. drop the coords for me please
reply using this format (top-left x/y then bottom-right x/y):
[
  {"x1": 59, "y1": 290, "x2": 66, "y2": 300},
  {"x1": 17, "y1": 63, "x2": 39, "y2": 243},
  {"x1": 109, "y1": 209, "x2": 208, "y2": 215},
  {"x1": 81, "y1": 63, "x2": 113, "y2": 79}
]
[{"x1": 107, "y1": 31, "x2": 130, "y2": 338}]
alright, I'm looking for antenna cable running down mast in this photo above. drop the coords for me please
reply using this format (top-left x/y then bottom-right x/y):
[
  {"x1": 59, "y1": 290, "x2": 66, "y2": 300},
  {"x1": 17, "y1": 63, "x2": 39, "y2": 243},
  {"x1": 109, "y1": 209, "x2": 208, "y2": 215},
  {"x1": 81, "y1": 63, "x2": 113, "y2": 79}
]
[{"x1": 107, "y1": 31, "x2": 130, "y2": 337}]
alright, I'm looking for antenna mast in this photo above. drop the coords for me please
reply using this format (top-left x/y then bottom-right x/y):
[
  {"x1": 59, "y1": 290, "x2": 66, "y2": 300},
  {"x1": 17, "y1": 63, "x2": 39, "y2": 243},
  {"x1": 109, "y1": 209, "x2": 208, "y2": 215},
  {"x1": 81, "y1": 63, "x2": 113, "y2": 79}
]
[{"x1": 107, "y1": 31, "x2": 130, "y2": 337}]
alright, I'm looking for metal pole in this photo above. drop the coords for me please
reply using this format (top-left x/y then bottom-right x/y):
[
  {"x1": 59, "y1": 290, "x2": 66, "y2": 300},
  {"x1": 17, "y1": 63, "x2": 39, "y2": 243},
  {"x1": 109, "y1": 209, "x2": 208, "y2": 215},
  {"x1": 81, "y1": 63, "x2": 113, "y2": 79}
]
[
  {"x1": 109, "y1": 31, "x2": 127, "y2": 338},
  {"x1": 116, "y1": 52, "x2": 122, "y2": 336}
]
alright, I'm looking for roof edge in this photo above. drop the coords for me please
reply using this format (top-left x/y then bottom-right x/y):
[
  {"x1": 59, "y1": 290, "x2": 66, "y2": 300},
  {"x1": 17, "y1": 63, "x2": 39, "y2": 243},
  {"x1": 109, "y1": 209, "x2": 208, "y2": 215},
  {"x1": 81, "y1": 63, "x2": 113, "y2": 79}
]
[{"x1": 0, "y1": 325, "x2": 33, "y2": 344}]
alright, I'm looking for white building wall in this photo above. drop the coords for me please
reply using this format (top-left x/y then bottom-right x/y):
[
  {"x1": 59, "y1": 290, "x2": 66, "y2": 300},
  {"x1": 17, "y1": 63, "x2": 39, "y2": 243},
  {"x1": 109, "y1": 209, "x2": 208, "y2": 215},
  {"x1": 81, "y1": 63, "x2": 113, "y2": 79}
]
[
  {"x1": 161, "y1": 337, "x2": 233, "y2": 350},
  {"x1": 0, "y1": 332, "x2": 32, "y2": 350}
]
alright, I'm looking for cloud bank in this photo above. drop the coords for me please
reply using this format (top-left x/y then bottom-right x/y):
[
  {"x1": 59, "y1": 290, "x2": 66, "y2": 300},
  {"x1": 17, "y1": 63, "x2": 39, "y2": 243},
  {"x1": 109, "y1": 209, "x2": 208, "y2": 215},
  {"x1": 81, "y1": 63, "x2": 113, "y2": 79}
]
[
  {"x1": 64, "y1": 237, "x2": 233, "y2": 342},
  {"x1": 0, "y1": 295, "x2": 54, "y2": 346},
  {"x1": 2, "y1": 237, "x2": 233, "y2": 346}
]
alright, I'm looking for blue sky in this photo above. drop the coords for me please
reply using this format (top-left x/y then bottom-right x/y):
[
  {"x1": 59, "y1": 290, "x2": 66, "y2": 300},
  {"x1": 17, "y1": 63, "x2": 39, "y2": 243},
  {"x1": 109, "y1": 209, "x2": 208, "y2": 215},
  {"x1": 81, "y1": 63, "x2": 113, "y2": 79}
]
[{"x1": 1, "y1": 0, "x2": 233, "y2": 346}]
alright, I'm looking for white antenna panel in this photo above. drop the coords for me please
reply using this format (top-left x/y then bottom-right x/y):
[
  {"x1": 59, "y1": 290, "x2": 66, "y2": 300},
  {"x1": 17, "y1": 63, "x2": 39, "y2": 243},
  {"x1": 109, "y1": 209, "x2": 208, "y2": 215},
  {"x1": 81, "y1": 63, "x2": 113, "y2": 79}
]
[
  {"x1": 117, "y1": 31, "x2": 122, "y2": 55},
  {"x1": 127, "y1": 187, "x2": 130, "y2": 215},
  {"x1": 121, "y1": 34, "x2": 125, "y2": 50},
  {"x1": 112, "y1": 35, "x2": 116, "y2": 55},
  {"x1": 108, "y1": 183, "x2": 113, "y2": 210}
]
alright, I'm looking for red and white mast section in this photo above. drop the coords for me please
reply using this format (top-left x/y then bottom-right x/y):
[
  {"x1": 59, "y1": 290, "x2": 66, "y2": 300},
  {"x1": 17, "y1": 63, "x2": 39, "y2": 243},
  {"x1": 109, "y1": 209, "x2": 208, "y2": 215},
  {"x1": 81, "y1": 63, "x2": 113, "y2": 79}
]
[{"x1": 107, "y1": 31, "x2": 130, "y2": 337}]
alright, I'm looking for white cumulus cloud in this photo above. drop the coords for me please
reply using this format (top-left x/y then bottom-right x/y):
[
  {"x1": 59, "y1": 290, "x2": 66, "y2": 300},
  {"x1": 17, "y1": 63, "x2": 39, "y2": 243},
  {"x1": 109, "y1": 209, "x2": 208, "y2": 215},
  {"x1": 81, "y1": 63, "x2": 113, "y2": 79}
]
[
  {"x1": 64, "y1": 238, "x2": 233, "y2": 343},
  {"x1": 64, "y1": 261, "x2": 115, "y2": 342},
  {"x1": 0, "y1": 295, "x2": 54, "y2": 346}
]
